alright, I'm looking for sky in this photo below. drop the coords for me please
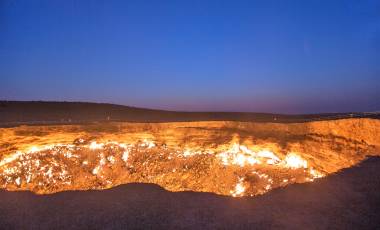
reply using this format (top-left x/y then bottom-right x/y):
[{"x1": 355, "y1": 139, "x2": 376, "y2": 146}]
[{"x1": 0, "y1": 0, "x2": 379, "y2": 114}]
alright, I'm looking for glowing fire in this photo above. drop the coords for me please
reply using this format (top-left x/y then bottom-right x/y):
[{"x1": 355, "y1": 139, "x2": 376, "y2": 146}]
[
  {"x1": 89, "y1": 141, "x2": 104, "y2": 150},
  {"x1": 231, "y1": 178, "x2": 245, "y2": 197},
  {"x1": 217, "y1": 143, "x2": 281, "y2": 167},
  {"x1": 0, "y1": 139, "x2": 325, "y2": 197},
  {"x1": 284, "y1": 153, "x2": 308, "y2": 169}
]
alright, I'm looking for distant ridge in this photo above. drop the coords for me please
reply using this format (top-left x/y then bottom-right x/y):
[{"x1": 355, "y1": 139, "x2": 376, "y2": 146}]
[{"x1": 0, "y1": 101, "x2": 379, "y2": 126}]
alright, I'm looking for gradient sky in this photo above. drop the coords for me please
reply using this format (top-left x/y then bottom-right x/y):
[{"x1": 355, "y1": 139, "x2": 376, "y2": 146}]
[{"x1": 1, "y1": 0, "x2": 379, "y2": 113}]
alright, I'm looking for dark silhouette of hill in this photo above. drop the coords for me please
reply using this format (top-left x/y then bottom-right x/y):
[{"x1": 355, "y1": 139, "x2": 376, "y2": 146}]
[
  {"x1": 1, "y1": 101, "x2": 379, "y2": 126},
  {"x1": 0, "y1": 157, "x2": 379, "y2": 229}
]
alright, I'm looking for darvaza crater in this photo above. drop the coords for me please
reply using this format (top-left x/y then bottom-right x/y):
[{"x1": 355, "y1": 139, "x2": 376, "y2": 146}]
[{"x1": 0, "y1": 118, "x2": 379, "y2": 196}]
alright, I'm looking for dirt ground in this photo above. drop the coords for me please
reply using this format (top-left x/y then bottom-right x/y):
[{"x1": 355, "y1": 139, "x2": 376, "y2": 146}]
[{"x1": 0, "y1": 157, "x2": 379, "y2": 230}]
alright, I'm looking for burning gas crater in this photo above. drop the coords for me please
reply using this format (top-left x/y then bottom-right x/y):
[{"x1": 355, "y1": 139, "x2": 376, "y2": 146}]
[{"x1": 0, "y1": 139, "x2": 324, "y2": 197}]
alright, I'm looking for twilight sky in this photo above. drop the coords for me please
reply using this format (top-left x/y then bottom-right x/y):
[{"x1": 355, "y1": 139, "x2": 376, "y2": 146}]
[{"x1": 1, "y1": 0, "x2": 379, "y2": 113}]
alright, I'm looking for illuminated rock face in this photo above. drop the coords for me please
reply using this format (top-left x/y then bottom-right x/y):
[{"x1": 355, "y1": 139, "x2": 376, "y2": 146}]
[{"x1": 0, "y1": 118, "x2": 379, "y2": 196}]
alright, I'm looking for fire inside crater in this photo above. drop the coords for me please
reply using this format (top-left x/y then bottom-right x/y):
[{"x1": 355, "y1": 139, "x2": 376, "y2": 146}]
[
  {"x1": 1, "y1": 119, "x2": 379, "y2": 197},
  {"x1": 0, "y1": 139, "x2": 324, "y2": 197}
]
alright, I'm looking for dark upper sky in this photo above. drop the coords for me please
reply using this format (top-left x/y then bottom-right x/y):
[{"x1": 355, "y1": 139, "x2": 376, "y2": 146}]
[{"x1": 1, "y1": 0, "x2": 379, "y2": 114}]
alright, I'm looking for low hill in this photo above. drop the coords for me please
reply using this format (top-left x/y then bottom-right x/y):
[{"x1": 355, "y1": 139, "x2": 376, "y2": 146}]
[{"x1": 1, "y1": 101, "x2": 378, "y2": 126}]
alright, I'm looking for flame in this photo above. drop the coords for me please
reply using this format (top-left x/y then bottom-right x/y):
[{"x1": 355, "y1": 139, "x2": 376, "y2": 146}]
[
  {"x1": 217, "y1": 144, "x2": 280, "y2": 167},
  {"x1": 0, "y1": 140, "x2": 325, "y2": 196},
  {"x1": 231, "y1": 178, "x2": 245, "y2": 197},
  {"x1": 309, "y1": 168, "x2": 324, "y2": 178},
  {"x1": 284, "y1": 153, "x2": 308, "y2": 169},
  {"x1": 0, "y1": 151, "x2": 23, "y2": 167},
  {"x1": 257, "y1": 150, "x2": 280, "y2": 162},
  {"x1": 141, "y1": 139, "x2": 155, "y2": 149},
  {"x1": 89, "y1": 141, "x2": 104, "y2": 150},
  {"x1": 30, "y1": 146, "x2": 39, "y2": 153},
  {"x1": 217, "y1": 144, "x2": 284, "y2": 167},
  {"x1": 122, "y1": 150, "x2": 130, "y2": 162}
]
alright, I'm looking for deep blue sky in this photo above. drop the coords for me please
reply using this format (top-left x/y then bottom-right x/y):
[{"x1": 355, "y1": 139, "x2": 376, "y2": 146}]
[{"x1": 1, "y1": 0, "x2": 379, "y2": 113}]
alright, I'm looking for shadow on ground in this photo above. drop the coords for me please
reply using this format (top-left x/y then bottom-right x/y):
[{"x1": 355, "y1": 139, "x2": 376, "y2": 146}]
[{"x1": 0, "y1": 157, "x2": 380, "y2": 230}]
